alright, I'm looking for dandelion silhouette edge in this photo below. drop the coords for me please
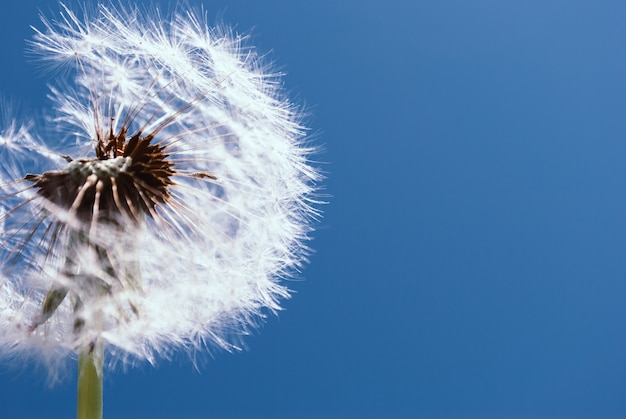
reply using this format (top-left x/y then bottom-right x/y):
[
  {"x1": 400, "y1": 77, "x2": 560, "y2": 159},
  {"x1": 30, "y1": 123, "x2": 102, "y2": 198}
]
[{"x1": 0, "y1": 3, "x2": 320, "y2": 372}]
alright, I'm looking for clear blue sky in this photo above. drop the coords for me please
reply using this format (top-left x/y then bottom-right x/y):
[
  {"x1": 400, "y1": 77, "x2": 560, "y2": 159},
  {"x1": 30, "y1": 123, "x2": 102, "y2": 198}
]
[{"x1": 1, "y1": 1, "x2": 626, "y2": 418}]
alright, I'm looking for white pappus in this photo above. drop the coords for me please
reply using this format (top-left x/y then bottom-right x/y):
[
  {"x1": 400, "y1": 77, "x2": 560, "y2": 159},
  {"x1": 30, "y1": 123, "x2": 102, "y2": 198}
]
[{"x1": 0, "y1": 3, "x2": 320, "y2": 373}]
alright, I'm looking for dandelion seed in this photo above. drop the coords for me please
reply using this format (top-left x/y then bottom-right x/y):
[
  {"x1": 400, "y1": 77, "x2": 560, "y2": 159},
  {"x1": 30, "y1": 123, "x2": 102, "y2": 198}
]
[{"x1": 0, "y1": 3, "x2": 320, "y2": 417}]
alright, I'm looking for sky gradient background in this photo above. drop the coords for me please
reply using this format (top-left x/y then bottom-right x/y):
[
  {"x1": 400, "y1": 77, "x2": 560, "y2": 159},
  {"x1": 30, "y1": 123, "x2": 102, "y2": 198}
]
[{"x1": 1, "y1": 1, "x2": 626, "y2": 418}]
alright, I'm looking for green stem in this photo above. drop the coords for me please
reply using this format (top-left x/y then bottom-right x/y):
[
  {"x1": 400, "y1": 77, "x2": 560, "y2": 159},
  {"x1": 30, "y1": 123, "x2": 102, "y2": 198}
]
[{"x1": 77, "y1": 341, "x2": 103, "y2": 419}]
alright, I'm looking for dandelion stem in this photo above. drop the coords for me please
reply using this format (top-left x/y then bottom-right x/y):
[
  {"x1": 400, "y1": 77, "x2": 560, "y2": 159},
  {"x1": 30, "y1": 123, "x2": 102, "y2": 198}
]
[{"x1": 77, "y1": 341, "x2": 103, "y2": 419}]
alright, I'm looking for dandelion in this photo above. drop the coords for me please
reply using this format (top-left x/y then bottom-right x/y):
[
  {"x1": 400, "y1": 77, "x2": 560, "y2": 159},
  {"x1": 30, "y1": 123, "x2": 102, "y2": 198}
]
[{"x1": 0, "y1": 3, "x2": 320, "y2": 418}]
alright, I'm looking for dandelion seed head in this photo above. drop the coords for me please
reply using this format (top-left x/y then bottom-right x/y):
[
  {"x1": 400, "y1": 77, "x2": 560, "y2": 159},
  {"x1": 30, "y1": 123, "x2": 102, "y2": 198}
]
[{"x1": 0, "y1": 3, "x2": 320, "y2": 373}]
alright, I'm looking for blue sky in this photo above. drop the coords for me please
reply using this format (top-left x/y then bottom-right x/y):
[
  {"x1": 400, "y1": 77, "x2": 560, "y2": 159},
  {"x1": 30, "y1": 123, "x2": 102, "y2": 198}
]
[{"x1": 1, "y1": 1, "x2": 626, "y2": 418}]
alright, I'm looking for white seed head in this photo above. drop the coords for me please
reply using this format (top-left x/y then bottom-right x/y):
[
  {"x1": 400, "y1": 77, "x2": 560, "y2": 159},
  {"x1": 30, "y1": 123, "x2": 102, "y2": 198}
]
[{"x1": 0, "y1": 3, "x2": 320, "y2": 372}]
